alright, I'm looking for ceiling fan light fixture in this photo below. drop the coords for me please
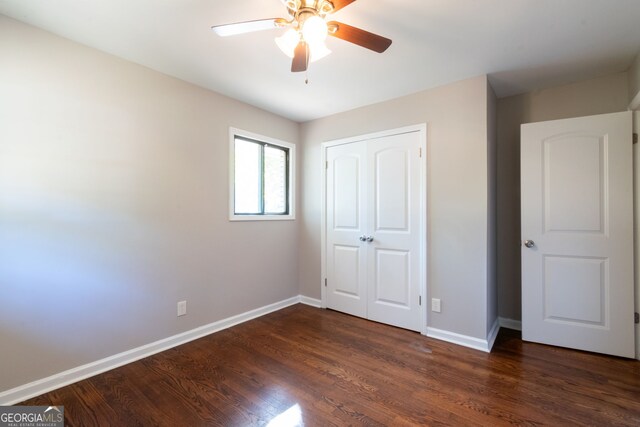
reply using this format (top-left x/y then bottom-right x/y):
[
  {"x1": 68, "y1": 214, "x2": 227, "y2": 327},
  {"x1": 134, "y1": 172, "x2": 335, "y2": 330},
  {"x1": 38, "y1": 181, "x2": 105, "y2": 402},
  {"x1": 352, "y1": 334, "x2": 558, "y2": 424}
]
[
  {"x1": 276, "y1": 27, "x2": 331, "y2": 63},
  {"x1": 301, "y1": 15, "x2": 328, "y2": 45},
  {"x1": 275, "y1": 28, "x2": 300, "y2": 58},
  {"x1": 309, "y1": 41, "x2": 331, "y2": 63}
]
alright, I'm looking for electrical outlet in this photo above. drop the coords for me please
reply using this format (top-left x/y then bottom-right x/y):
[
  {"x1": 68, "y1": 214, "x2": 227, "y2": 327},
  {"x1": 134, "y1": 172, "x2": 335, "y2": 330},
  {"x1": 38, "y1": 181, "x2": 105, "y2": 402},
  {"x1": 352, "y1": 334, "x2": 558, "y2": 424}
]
[
  {"x1": 177, "y1": 300, "x2": 187, "y2": 317},
  {"x1": 431, "y1": 298, "x2": 441, "y2": 313}
]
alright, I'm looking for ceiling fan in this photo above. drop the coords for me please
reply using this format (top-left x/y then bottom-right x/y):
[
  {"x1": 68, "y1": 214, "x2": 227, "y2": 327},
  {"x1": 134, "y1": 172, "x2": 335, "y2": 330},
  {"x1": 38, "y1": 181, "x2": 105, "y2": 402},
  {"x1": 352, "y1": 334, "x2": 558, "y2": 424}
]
[{"x1": 211, "y1": 0, "x2": 392, "y2": 73}]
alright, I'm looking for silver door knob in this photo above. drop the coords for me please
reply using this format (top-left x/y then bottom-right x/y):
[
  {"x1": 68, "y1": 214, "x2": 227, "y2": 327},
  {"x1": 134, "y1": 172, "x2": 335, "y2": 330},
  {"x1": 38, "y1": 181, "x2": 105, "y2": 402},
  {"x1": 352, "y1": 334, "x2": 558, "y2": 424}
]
[
  {"x1": 524, "y1": 240, "x2": 535, "y2": 248},
  {"x1": 366, "y1": 236, "x2": 374, "y2": 242},
  {"x1": 359, "y1": 235, "x2": 367, "y2": 242}
]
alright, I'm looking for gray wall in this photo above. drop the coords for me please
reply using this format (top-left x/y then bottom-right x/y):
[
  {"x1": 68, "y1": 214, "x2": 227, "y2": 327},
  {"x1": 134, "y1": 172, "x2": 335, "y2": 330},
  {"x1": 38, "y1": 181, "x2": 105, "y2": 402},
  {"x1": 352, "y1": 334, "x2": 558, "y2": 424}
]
[
  {"x1": 496, "y1": 72, "x2": 630, "y2": 321},
  {"x1": 0, "y1": 16, "x2": 300, "y2": 392},
  {"x1": 299, "y1": 76, "x2": 495, "y2": 340}
]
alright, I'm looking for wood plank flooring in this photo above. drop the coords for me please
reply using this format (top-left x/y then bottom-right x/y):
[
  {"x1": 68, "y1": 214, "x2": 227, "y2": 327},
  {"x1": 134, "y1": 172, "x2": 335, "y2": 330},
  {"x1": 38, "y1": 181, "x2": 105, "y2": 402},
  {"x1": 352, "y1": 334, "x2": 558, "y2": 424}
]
[{"x1": 22, "y1": 304, "x2": 640, "y2": 426}]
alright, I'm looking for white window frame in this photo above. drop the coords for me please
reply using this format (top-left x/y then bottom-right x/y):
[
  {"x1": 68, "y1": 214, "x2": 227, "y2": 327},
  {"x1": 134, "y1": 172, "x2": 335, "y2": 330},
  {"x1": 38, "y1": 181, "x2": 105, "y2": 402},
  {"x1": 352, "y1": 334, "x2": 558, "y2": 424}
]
[{"x1": 229, "y1": 127, "x2": 296, "y2": 221}]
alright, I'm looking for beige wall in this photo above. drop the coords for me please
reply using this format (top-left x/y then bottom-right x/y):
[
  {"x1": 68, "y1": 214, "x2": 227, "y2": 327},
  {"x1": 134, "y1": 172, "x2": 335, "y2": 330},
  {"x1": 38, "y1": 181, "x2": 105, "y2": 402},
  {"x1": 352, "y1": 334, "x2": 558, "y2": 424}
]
[
  {"x1": 299, "y1": 76, "x2": 495, "y2": 340},
  {"x1": 496, "y1": 72, "x2": 630, "y2": 321},
  {"x1": 0, "y1": 16, "x2": 300, "y2": 392}
]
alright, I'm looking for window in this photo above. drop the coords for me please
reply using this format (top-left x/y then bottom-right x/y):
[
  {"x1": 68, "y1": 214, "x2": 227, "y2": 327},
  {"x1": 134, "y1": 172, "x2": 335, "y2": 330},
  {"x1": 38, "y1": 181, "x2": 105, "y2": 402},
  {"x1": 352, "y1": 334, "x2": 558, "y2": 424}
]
[{"x1": 229, "y1": 128, "x2": 295, "y2": 220}]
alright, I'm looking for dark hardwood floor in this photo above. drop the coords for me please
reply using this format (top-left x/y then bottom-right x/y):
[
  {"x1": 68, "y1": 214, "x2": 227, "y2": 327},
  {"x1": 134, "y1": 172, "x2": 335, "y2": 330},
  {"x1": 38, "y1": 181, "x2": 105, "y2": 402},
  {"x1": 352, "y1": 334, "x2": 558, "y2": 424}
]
[{"x1": 22, "y1": 304, "x2": 640, "y2": 426}]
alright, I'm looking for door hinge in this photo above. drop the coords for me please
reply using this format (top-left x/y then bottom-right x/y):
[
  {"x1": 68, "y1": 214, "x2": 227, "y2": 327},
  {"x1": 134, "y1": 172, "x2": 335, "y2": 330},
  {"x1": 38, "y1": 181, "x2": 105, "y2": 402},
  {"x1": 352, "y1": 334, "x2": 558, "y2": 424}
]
[
  {"x1": 324, "y1": 278, "x2": 327, "y2": 287},
  {"x1": 635, "y1": 312, "x2": 639, "y2": 324},
  {"x1": 419, "y1": 147, "x2": 422, "y2": 158},
  {"x1": 633, "y1": 133, "x2": 638, "y2": 144},
  {"x1": 419, "y1": 295, "x2": 422, "y2": 306},
  {"x1": 326, "y1": 161, "x2": 329, "y2": 169}
]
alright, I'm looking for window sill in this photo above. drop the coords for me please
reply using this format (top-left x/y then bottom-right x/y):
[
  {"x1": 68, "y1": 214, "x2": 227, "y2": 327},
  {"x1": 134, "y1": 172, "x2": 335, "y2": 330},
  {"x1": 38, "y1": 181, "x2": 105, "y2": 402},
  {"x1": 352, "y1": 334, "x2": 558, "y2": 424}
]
[{"x1": 229, "y1": 214, "x2": 295, "y2": 222}]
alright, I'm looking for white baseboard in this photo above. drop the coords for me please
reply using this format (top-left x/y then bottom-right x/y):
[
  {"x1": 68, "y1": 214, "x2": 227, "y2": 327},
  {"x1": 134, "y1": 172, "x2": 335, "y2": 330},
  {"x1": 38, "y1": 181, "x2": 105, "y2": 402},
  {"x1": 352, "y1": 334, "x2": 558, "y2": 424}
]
[
  {"x1": 299, "y1": 296, "x2": 322, "y2": 308},
  {"x1": 487, "y1": 318, "x2": 500, "y2": 352},
  {"x1": 0, "y1": 295, "x2": 307, "y2": 406},
  {"x1": 499, "y1": 317, "x2": 522, "y2": 331},
  {"x1": 427, "y1": 327, "x2": 494, "y2": 353}
]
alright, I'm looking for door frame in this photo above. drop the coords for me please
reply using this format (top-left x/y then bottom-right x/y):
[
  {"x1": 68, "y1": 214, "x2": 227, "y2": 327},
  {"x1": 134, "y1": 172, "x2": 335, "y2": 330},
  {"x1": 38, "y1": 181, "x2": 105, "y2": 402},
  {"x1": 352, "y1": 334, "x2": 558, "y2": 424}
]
[
  {"x1": 320, "y1": 124, "x2": 428, "y2": 335},
  {"x1": 633, "y1": 110, "x2": 640, "y2": 360}
]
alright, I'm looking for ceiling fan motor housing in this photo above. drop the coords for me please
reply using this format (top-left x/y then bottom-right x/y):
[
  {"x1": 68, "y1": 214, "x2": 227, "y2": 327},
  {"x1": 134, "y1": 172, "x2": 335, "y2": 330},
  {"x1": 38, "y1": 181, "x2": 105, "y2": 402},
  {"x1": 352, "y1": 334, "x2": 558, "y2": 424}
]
[{"x1": 285, "y1": 0, "x2": 335, "y2": 19}]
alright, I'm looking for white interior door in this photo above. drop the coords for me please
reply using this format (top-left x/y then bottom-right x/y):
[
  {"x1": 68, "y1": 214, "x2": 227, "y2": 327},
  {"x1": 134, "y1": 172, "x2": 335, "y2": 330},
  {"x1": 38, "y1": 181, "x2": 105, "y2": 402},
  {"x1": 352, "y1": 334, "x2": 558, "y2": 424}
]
[
  {"x1": 326, "y1": 129, "x2": 423, "y2": 332},
  {"x1": 366, "y1": 133, "x2": 422, "y2": 330},
  {"x1": 326, "y1": 142, "x2": 367, "y2": 318},
  {"x1": 521, "y1": 111, "x2": 635, "y2": 358}
]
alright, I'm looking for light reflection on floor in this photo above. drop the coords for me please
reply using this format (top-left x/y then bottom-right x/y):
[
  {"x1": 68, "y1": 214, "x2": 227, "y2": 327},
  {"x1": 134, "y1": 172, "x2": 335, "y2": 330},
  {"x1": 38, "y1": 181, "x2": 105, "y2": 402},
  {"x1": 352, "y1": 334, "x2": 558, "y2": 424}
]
[{"x1": 266, "y1": 403, "x2": 303, "y2": 427}]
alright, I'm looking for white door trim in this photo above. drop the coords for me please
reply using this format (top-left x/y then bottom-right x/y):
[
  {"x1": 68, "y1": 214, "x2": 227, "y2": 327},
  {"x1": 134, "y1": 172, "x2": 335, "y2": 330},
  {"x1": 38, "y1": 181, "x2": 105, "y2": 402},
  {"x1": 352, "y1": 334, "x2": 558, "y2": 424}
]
[
  {"x1": 320, "y1": 124, "x2": 428, "y2": 335},
  {"x1": 633, "y1": 111, "x2": 640, "y2": 361}
]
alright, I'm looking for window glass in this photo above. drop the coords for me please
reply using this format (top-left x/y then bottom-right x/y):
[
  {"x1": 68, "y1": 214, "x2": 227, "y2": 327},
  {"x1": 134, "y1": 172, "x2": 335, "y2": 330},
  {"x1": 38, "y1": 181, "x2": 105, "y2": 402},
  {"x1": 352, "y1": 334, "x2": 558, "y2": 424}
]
[
  {"x1": 264, "y1": 145, "x2": 287, "y2": 214},
  {"x1": 234, "y1": 138, "x2": 262, "y2": 214}
]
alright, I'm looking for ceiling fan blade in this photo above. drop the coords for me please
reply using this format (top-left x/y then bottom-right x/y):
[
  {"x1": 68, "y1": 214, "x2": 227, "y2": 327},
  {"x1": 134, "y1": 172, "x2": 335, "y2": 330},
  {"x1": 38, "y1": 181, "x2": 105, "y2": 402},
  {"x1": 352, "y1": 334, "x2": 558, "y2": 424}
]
[
  {"x1": 327, "y1": 21, "x2": 392, "y2": 53},
  {"x1": 330, "y1": 0, "x2": 357, "y2": 13},
  {"x1": 211, "y1": 18, "x2": 282, "y2": 37},
  {"x1": 291, "y1": 41, "x2": 309, "y2": 72}
]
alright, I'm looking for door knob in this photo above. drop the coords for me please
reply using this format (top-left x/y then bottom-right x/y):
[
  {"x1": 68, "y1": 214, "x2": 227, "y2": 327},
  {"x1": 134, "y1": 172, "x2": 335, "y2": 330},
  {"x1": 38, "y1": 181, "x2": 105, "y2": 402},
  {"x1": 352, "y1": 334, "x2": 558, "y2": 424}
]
[
  {"x1": 359, "y1": 235, "x2": 367, "y2": 242},
  {"x1": 366, "y1": 236, "x2": 374, "y2": 242},
  {"x1": 524, "y1": 240, "x2": 535, "y2": 248}
]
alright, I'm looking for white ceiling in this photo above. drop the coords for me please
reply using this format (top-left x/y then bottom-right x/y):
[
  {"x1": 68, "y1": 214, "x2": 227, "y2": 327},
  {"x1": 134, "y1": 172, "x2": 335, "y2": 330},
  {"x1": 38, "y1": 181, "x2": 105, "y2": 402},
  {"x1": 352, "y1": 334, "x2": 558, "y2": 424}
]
[{"x1": 1, "y1": 0, "x2": 639, "y2": 122}]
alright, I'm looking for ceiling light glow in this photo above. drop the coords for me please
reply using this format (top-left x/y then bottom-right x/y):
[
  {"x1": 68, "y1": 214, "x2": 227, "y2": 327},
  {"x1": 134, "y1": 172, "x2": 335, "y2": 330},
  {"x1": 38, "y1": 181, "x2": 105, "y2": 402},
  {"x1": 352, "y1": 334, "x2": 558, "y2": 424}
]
[
  {"x1": 276, "y1": 28, "x2": 331, "y2": 63},
  {"x1": 302, "y1": 15, "x2": 328, "y2": 45}
]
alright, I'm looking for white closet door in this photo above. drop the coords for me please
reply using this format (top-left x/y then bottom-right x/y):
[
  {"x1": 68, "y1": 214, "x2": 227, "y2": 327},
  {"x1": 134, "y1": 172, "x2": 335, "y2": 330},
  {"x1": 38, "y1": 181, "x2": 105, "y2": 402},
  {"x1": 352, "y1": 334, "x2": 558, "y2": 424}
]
[
  {"x1": 326, "y1": 130, "x2": 423, "y2": 332},
  {"x1": 366, "y1": 132, "x2": 422, "y2": 331},
  {"x1": 326, "y1": 142, "x2": 367, "y2": 318}
]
